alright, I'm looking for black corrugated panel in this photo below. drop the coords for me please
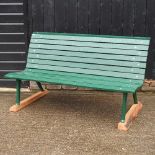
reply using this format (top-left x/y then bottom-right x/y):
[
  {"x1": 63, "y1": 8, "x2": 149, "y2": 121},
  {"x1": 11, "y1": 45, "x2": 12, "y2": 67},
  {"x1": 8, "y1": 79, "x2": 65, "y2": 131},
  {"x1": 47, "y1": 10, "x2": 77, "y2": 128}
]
[
  {"x1": 153, "y1": 61, "x2": 155, "y2": 78},
  {"x1": 27, "y1": 0, "x2": 155, "y2": 79},
  {"x1": 0, "y1": 0, "x2": 28, "y2": 87}
]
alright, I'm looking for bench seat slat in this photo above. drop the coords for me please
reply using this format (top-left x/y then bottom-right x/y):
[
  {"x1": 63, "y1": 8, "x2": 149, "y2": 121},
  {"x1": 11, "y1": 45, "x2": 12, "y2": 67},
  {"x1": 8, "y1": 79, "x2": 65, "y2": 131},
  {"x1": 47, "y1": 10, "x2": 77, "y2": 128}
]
[
  {"x1": 27, "y1": 53, "x2": 146, "y2": 68},
  {"x1": 29, "y1": 49, "x2": 147, "y2": 62},
  {"x1": 30, "y1": 39, "x2": 148, "y2": 51},
  {"x1": 26, "y1": 69, "x2": 142, "y2": 85},
  {"x1": 26, "y1": 63, "x2": 144, "y2": 80},
  {"x1": 32, "y1": 33, "x2": 150, "y2": 45},
  {"x1": 5, "y1": 69, "x2": 143, "y2": 93}
]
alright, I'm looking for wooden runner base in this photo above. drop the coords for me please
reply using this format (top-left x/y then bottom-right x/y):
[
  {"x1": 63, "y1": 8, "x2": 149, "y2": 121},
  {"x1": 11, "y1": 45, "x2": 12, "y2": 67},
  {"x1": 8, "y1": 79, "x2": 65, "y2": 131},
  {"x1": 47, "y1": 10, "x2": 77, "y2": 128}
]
[
  {"x1": 118, "y1": 102, "x2": 143, "y2": 131},
  {"x1": 10, "y1": 90, "x2": 49, "y2": 112}
]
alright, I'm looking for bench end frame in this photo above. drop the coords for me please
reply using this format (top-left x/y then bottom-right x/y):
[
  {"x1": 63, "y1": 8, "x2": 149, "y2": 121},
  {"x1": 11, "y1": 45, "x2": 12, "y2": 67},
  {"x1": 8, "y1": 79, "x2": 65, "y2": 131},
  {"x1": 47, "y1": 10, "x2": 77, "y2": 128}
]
[
  {"x1": 118, "y1": 92, "x2": 143, "y2": 131},
  {"x1": 10, "y1": 80, "x2": 48, "y2": 112}
]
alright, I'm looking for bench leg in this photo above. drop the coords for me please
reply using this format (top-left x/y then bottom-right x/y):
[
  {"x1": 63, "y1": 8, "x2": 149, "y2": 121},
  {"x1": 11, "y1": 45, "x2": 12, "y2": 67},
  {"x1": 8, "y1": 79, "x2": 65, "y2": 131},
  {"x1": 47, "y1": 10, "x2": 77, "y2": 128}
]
[
  {"x1": 16, "y1": 79, "x2": 21, "y2": 105},
  {"x1": 118, "y1": 92, "x2": 143, "y2": 131},
  {"x1": 121, "y1": 93, "x2": 128, "y2": 122},
  {"x1": 132, "y1": 92, "x2": 143, "y2": 119},
  {"x1": 36, "y1": 81, "x2": 44, "y2": 91},
  {"x1": 9, "y1": 80, "x2": 48, "y2": 112}
]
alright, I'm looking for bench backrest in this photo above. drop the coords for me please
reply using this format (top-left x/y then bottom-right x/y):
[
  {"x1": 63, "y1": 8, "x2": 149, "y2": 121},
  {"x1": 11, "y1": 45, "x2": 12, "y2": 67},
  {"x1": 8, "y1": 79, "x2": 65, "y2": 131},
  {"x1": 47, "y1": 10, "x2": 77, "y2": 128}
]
[{"x1": 26, "y1": 32, "x2": 150, "y2": 81}]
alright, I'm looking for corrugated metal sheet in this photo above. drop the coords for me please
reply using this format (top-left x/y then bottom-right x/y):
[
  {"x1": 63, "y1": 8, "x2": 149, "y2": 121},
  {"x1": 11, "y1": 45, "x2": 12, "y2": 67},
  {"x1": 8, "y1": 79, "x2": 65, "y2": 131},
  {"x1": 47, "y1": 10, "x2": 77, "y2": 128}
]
[
  {"x1": 28, "y1": 0, "x2": 155, "y2": 79},
  {"x1": 0, "y1": 0, "x2": 28, "y2": 87}
]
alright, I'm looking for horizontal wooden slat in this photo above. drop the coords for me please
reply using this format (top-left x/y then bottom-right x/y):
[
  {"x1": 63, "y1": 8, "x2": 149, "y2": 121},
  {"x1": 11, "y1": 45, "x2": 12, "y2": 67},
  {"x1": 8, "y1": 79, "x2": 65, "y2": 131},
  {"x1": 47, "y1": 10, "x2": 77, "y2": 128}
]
[
  {"x1": 26, "y1": 63, "x2": 144, "y2": 80},
  {"x1": 29, "y1": 48, "x2": 147, "y2": 62},
  {"x1": 26, "y1": 58, "x2": 145, "y2": 74},
  {"x1": 30, "y1": 38, "x2": 149, "y2": 51},
  {"x1": 28, "y1": 53, "x2": 146, "y2": 68},
  {"x1": 29, "y1": 45, "x2": 147, "y2": 57},
  {"x1": 25, "y1": 68, "x2": 142, "y2": 84},
  {"x1": 32, "y1": 33, "x2": 150, "y2": 45},
  {"x1": 0, "y1": 5, "x2": 23, "y2": 13}
]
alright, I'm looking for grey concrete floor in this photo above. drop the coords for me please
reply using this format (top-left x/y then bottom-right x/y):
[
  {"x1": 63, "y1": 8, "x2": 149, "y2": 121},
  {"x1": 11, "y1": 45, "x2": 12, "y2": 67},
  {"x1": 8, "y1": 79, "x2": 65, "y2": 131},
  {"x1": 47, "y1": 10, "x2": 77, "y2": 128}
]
[{"x1": 0, "y1": 90, "x2": 155, "y2": 155}]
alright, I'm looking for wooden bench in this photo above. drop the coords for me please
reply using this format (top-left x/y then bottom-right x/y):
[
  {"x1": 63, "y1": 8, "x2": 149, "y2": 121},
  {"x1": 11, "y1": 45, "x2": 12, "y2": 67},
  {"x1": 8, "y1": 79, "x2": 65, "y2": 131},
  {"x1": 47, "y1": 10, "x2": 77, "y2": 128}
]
[{"x1": 4, "y1": 32, "x2": 150, "y2": 131}]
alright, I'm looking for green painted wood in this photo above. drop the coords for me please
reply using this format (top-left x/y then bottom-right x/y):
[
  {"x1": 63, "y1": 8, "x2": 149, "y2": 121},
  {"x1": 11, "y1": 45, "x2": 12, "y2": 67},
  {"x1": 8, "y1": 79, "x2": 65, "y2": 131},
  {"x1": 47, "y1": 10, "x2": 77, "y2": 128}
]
[
  {"x1": 36, "y1": 81, "x2": 44, "y2": 91},
  {"x1": 26, "y1": 63, "x2": 144, "y2": 80},
  {"x1": 26, "y1": 58, "x2": 145, "y2": 74},
  {"x1": 27, "y1": 53, "x2": 146, "y2": 68},
  {"x1": 29, "y1": 45, "x2": 148, "y2": 57},
  {"x1": 32, "y1": 33, "x2": 150, "y2": 45},
  {"x1": 26, "y1": 58, "x2": 145, "y2": 80},
  {"x1": 133, "y1": 92, "x2": 138, "y2": 104},
  {"x1": 121, "y1": 93, "x2": 128, "y2": 122},
  {"x1": 25, "y1": 68, "x2": 143, "y2": 85},
  {"x1": 5, "y1": 70, "x2": 134, "y2": 88},
  {"x1": 5, "y1": 69, "x2": 142, "y2": 92},
  {"x1": 33, "y1": 32, "x2": 150, "y2": 40},
  {"x1": 29, "y1": 48, "x2": 147, "y2": 62},
  {"x1": 30, "y1": 39, "x2": 149, "y2": 51},
  {"x1": 16, "y1": 79, "x2": 21, "y2": 105}
]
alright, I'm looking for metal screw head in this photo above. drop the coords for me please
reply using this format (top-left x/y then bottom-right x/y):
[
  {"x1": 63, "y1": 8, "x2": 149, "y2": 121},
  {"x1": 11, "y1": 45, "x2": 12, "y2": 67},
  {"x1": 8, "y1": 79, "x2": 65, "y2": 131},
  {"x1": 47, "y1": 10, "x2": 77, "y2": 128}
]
[{"x1": 132, "y1": 57, "x2": 135, "y2": 60}]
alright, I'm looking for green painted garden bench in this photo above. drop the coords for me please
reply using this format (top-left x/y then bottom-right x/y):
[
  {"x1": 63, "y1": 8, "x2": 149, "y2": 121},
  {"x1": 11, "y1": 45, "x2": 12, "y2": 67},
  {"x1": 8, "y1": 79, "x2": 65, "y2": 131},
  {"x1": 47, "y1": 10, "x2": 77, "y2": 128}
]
[{"x1": 4, "y1": 32, "x2": 150, "y2": 131}]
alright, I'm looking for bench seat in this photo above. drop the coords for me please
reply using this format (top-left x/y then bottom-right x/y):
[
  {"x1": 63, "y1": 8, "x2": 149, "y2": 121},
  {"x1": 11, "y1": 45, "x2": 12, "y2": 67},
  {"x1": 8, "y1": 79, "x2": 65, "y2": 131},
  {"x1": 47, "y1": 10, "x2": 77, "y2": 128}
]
[{"x1": 6, "y1": 68, "x2": 142, "y2": 93}]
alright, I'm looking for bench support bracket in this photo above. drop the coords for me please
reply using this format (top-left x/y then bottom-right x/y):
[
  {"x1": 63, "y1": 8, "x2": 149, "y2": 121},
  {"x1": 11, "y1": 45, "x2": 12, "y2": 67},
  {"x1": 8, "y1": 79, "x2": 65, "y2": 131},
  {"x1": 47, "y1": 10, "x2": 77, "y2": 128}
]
[
  {"x1": 118, "y1": 92, "x2": 143, "y2": 131},
  {"x1": 9, "y1": 80, "x2": 48, "y2": 112},
  {"x1": 36, "y1": 81, "x2": 44, "y2": 91}
]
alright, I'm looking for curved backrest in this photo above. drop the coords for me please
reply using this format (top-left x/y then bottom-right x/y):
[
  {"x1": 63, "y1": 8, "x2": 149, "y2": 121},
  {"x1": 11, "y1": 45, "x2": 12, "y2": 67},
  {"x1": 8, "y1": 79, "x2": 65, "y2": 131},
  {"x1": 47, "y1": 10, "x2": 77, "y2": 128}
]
[{"x1": 26, "y1": 32, "x2": 150, "y2": 80}]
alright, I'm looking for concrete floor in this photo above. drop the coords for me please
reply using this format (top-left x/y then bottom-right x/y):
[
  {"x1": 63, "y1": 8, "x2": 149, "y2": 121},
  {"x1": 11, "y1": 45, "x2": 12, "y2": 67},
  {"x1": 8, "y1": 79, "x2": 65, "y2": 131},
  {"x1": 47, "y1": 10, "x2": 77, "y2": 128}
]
[{"x1": 0, "y1": 90, "x2": 154, "y2": 155}]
